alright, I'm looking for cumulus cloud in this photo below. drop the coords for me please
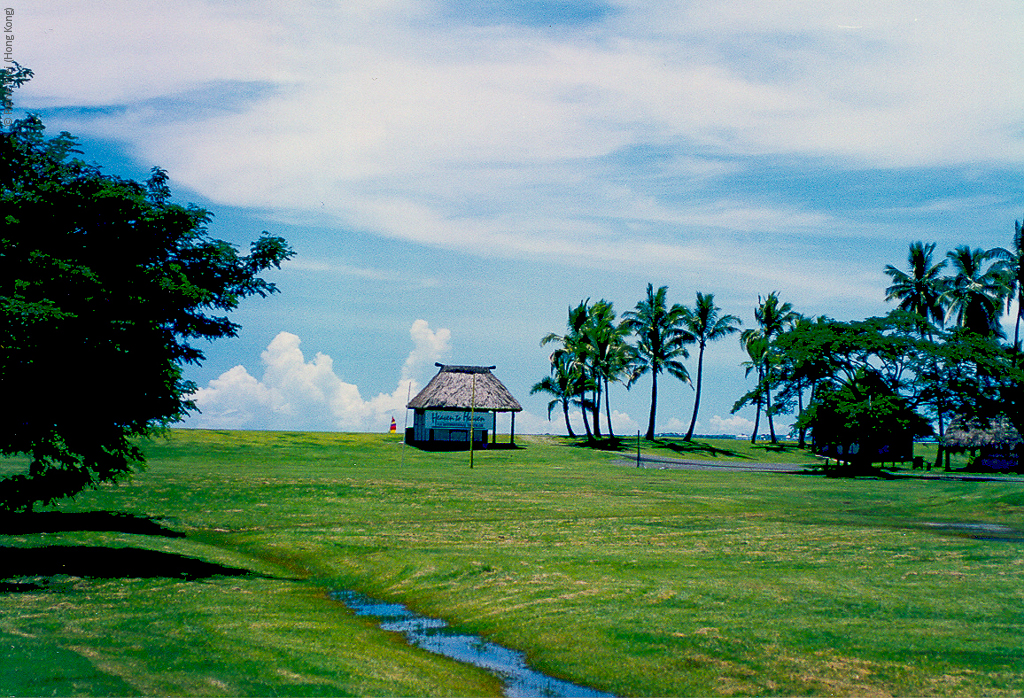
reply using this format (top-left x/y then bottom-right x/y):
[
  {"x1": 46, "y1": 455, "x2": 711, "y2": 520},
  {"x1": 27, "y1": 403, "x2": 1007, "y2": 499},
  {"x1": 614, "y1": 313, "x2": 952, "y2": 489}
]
[
  {"x1": 402, "y1": 319, "x2": 452, "y2": 382},
  {"x1": 186, "y1": 320, "x2": 450, "y2": 431},
  {"x1": 708, "y1": 414, "x2": 757, "y2": 437}
]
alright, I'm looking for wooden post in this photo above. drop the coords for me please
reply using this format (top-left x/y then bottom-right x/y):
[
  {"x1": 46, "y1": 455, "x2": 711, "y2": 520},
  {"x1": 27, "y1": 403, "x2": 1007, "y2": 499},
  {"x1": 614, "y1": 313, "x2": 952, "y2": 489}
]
[
  {"x1": 469, "y1": 374, "x2": 476, "y2": 469},
  {"x1": 511, "y1": 412, "x2": 516, "y2": 446},
  {"x1": 401, "y1": 381, "x2": 411, "y2": 467},
  {"x1": 637, "y1": 430, "x2": 641, "y2": 468}
]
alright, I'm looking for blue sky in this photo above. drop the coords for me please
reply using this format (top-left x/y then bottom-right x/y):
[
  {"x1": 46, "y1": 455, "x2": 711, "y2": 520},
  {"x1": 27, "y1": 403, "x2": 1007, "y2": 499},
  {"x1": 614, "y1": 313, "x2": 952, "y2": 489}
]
[{"x1": 11, "y1": 0, "x2": 1024, "y2": 435}]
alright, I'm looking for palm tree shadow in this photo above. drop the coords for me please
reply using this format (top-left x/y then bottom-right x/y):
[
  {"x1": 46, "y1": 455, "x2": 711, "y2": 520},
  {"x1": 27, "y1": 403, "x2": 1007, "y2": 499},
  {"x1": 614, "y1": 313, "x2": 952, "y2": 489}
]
[
  {"x1": 652, "y1": 438, "x2": 747, "y2": 459},
  {"x1": 572, "y1": 437, "x2": 630, "y2": 451}
]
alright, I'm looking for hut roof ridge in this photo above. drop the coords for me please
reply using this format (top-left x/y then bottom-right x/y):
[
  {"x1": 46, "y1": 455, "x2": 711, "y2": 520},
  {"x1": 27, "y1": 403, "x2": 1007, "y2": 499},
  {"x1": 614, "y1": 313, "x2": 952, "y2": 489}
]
[
  {"x1": 435, "y1": 363, "x2": 498, "y2": 374},
  {"x1": 408, "y1": 364, "x2": 522, "y2": 412}
]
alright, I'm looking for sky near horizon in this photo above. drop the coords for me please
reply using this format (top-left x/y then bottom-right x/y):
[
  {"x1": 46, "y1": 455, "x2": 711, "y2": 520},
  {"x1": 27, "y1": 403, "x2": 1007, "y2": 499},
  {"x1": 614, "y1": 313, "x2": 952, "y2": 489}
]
[{"x1": 9, "y1": 1, "x2": 1024, "y2": 436}]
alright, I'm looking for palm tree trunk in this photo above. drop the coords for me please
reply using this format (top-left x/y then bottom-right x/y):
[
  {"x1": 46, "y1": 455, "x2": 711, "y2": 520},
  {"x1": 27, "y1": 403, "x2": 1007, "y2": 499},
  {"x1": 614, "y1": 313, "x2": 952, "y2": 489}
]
[
  {"x1": 592, "y1": 385, "x2": 602, "y2": 438},
  {"x1": 684, "y1": 344, "x2": 705, "y2": 441},
  {"x1": 604, "y1": 376, "x2": 615, "y2": 439},
  {"x1": 764, "y1": 360, "x2": 778, "y2": 444},
  {"x1": 750, "y1": 394, "x2": 761, "y2": 445},
  {"x1": 562, "y1": 400, "x2": 577, "y2": 438},
  {"x1": 1015, "y1": 303, "x2": 1022, "y2": 351},
  {"x1": 646, "y1": 371, "x2": 658, "y2": 441},
  {"x1": 750, "y1": 362, "x2": 764, "y2": 444}
]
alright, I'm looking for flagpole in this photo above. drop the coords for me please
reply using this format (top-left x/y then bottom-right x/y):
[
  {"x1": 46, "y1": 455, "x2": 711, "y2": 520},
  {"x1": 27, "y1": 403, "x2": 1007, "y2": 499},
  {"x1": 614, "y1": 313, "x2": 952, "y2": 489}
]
[
  {"x1": 401, "y1": 381, "x2": 411, "y2": 467},
  {"x1": 469, "y1": 374, "x2": 476, "y2": 469}
]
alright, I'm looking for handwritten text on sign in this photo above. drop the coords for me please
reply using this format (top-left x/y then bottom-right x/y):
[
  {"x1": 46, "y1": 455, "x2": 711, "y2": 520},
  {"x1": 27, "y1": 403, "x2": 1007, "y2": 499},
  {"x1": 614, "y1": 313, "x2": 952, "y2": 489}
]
[{"x1": 426, "y1": 410, "x2": 495, "y2": 430}]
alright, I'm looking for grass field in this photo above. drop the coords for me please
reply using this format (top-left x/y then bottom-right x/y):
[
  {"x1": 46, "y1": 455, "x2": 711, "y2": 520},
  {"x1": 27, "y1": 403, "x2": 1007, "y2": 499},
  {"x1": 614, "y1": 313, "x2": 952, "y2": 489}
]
[{"x1": 2, "y1": 430, "x2": 1023, "y2": 696}]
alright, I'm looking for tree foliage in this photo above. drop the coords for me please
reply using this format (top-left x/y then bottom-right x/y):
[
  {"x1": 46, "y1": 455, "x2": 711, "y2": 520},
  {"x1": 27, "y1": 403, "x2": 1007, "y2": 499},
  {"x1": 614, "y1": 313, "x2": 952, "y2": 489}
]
[
  {"x1": 0, "y1": 68, "x2": 293, "y2": 511},
  {"x1": 677, "y1": 292, "x2": 739, "y2": 442},
  {"x1": 623, "y1": 284, "x2": 692, "y2": 440}
]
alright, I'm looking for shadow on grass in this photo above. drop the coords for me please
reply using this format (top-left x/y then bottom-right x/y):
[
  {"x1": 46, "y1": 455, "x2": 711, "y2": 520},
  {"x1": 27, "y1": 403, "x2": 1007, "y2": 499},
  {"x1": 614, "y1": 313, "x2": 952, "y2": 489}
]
[
  {"x1": 569, "y1": 437, "x2": 630, "y2": 452},
  {"x1": 0, "y1": 545, "x2": 253, "y2": 592},
  {"x1": 571, "y1": 437, "x2": 750, "y2": 457},
  {"x1": 0, "y1": 511, "x2": 185, "y2": 538},
  {"x1": 651, "y1": 438, "x2": 747, "y2": 459}
]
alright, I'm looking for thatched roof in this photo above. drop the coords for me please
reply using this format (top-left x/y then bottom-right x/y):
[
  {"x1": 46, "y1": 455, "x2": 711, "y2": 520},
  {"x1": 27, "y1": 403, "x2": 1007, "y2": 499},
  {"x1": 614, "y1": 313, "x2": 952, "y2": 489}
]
[
  {"x1": 408, "y1": 364, "x2": 523, "y2": 412},
  {"x1": 943, "y1": 415, "x2": 1022, "y2": 450}
]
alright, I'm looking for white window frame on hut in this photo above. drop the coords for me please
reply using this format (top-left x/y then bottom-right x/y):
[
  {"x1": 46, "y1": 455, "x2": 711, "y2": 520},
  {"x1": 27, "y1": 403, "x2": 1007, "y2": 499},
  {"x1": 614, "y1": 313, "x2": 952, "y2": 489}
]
[{"x1": 406, "y1": 364, "x2": 523, "y2": 448}]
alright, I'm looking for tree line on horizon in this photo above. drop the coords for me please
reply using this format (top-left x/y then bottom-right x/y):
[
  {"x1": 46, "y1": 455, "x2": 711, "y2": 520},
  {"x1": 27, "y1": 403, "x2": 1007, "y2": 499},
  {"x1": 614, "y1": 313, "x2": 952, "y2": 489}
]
[{"x1": 534, "y1": 227, "x2": 1024, "y2": 465}]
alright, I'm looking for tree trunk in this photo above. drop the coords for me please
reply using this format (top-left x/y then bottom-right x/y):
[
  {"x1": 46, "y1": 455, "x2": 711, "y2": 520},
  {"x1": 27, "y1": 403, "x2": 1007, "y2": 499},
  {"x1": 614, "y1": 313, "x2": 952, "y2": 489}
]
[
  {"x1": 797, "y1": 380, "x2": 812, "y2": 449},
  {"x1": 604, "y1": 377, "x2": 615, "y2": 439},
  {"x1": 934, "y1": 404, "x2": 946, "y2": 470},
  {"x1": 592, "y1": 386, "x2": 602, "y2": 438},
  {"x1": 750, "y1": 397, "x2": 761, "y2": 444},
  {"x1": 684, "y1": 343, "x2": 705, "y2": 441},
  {"x1": 765, "y1": 360, "x2": 777, "y2": 444},
  {"x1": 646, "y1": 371, "x2": 658, "y2": 441},
  {"x1": 1015, "y1": 304, "x2": 1021, "y2": 351},
  {"x1": 562, "y1": 400, "x2": 576, "y2": 438}
]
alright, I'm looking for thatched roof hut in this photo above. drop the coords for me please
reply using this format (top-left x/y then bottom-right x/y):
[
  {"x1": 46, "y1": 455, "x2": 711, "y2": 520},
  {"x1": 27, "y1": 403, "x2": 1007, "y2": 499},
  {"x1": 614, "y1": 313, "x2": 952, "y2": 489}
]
[
  {"x1": 408, "y1": 364, "x2": 522, "y2": 412},
  {"x1": 407, "y1": 364, "x2": 522, "y2": 448},
  {"x1": 943, "y1": 415, "x2": 1021, "y2": 472},
  {"x1": 943, "y1": 415, "x2": 1022, "y2": 451}
]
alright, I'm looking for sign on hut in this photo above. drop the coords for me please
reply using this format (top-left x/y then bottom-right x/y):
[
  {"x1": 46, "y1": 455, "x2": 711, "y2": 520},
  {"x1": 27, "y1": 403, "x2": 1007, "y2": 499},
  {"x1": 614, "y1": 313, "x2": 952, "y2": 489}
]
[
  {"x1": 943, "y1": 416, "x2": 1022, "y2": 472},
  {"x1": 407, "y1": 364, "x2": 523, "y2": 449}
]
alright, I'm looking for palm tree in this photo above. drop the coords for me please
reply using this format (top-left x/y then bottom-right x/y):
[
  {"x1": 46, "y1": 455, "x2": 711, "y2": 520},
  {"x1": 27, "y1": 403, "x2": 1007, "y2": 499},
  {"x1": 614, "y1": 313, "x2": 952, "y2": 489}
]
[
  {"x1": 541, "y1": 300, "x2": 596, "y2": 440},
  {"x1": 581, "y1": 299, "x2": 632, "y2": 439},
  {"x1": 884, "y1": 241, "x2": 948, "y2": 336},
  {"x1": 742, "y1": 293, "x2": 798, "y2": 444},
  {"x1": 738, "y1": 334, "x2": 769, "y2": 444},
  {"x1": 942, "y1": 245, "x2": 1007, "y2": 337},
  {"x1": 991, "y1": 218, "x2": 1024, "y2": 350},
  {"x1": 530, "y1": 351, "x2": 586, "y2": 438},
  {"x1": 623, "y1": 284, "x2": 692, "y2": 440},
  {"x1": 678, "y1": 292, "x2": 741, "y2": 441}
]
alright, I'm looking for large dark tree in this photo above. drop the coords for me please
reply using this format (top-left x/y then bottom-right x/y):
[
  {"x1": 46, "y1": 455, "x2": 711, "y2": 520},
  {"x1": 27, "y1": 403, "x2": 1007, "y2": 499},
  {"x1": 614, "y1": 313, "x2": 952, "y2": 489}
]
[{"x1": 0, "y1": 66, "x2": 293, "y2": 511}]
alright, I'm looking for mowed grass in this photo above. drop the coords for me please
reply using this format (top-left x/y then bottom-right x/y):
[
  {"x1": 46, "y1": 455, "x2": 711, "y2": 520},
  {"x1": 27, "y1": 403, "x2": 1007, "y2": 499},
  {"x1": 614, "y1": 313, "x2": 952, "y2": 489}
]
[{"x1": 1, "y1": 430, "x2": 1023, "y2": 696}]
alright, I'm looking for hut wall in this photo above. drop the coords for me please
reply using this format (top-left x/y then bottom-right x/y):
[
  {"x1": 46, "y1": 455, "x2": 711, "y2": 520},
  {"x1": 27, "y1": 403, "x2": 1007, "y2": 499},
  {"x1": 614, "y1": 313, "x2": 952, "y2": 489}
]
[{"x1": 412, "y1": 409, "x2": 492, "y2": 444}]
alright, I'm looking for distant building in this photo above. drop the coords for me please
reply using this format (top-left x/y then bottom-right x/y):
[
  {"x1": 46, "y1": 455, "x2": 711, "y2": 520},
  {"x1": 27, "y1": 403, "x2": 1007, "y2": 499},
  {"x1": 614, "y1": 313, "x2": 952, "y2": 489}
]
[
  {"x1": 407, "y1": 364, "x2": 523, "y2": 448},
  {"x1": 943, "y1": 415, "x2": 1022, "y2": 472}
]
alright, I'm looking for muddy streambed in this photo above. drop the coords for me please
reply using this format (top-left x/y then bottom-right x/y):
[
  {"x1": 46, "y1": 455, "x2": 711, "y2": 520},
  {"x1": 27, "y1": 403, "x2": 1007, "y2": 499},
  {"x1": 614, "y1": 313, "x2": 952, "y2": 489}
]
[{"x1": 331, "y1": 591, "x2": 614, "y2": 698}]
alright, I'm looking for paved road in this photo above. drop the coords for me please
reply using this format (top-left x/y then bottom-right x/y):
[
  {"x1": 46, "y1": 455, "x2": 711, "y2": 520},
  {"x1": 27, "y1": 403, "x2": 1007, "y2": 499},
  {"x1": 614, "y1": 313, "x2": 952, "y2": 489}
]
[{"x1": 617, "y1": 454, "x2": 1024, "y2": 482}]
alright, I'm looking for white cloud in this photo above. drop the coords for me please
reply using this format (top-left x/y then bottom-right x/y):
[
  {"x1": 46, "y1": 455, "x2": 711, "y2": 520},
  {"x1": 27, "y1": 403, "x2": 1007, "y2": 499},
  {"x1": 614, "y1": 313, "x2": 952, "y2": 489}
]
[
  {"x1": 708, "y1": 414, "x2": 757, "y2": 437},
  {"x1": 18, "y1": 0, "x2": 1024, "y2": 297},
  {"x1": 661, "y1": 417, "x2": 691, "y2": 434},
  {"x1": 402, "y1": 319, "x2": 452, "y2": 382},
  {"x1": 186, "y1": 320, "x2": 449, "y2": 431}
]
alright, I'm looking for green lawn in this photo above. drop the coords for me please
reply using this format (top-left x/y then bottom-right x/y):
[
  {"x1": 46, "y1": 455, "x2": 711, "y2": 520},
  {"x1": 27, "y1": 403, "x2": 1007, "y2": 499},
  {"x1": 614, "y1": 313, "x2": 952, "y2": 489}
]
[{"x1": 2, "y1": 430, "x2": 1023, "y2": 696}]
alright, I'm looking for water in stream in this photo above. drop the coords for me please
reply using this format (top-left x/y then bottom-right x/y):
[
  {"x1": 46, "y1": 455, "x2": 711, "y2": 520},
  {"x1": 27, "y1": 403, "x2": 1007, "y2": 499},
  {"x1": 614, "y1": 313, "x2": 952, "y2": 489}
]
[{"x1": 331, "y1": 591, "x2": 614, "y2": 698}]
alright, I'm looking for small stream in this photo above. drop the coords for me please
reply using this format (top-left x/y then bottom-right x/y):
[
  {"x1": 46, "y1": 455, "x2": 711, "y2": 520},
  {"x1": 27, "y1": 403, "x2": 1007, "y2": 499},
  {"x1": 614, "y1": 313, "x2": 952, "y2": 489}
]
[{"x1": 331, "y1": 591, "x2": 614, "y2": 698}]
